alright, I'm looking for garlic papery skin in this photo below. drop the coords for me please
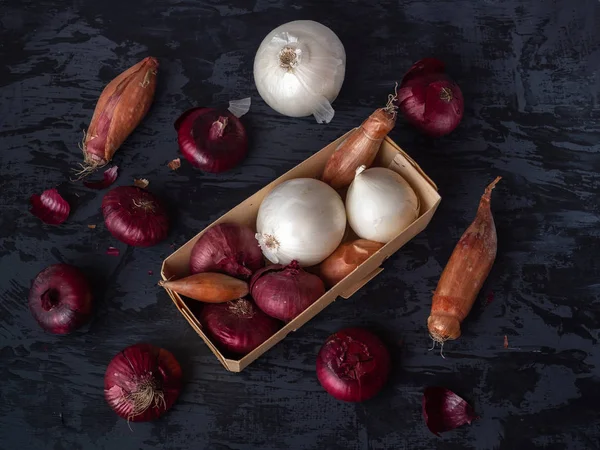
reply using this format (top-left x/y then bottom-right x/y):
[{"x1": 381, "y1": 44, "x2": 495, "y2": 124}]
[
  {"x1": 346, "y1": 166, "x2": 420, "y2": 243},
  {"x1": 256, "y1": 178, "x2": 347, "y2": 267},
  {"x1": 253, "y1": 20, "x2": 346, "y2": 124}
]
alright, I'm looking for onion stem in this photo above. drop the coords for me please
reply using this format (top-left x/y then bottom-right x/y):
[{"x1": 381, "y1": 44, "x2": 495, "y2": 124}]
[
  {"x1": 279, "y1": 46, "x2": 299, "y2": 69},
  {"x1": 439, "y1": 87, "x2": 453, "y2": 103}
]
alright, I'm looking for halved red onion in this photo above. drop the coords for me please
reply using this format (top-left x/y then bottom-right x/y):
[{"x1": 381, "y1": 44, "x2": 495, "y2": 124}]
[
  {"x1": 30, "y1": 188, "x2": 70, "y2": 225},
  {"x1": 422, "y1": 386, "x2": 478, "y2": 436},
  {"x1": 83, "y1": 166, "x2": 119, "y2": 189},
  {"x1": 175, "y1": 107, "x2": 248, "y2": 173}
]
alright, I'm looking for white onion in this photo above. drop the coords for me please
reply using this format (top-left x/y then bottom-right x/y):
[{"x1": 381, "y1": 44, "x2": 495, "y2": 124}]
[
  {"x1": 253, "y1": 20, "x2": 346, "y2": 124},
  {"x1": 256, "y1": 178, "x2": 346, "y2": 266},
  {"x1": 346, "y1": 166, "x2": 420, "y2": 243}
]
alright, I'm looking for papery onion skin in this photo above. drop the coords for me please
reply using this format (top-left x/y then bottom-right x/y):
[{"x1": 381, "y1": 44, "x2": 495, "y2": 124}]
[
  {"x1": 102, "y1": 186, "x2": 169, "y2": 247},
  {"x1": 397, "y1": 58, "x2": 463, "y2": 137},
  {"x1": 175, "y1": 107, "x2": 248, "y2": 173},
  {"x1": 28, "y1": 264, "x2": 93, "y2": 334},
  {"x1": 104, "y1": 343, "x2": 182, "y2": 422},
  {"x1": 422, "y1": 386, "x2": 478, "y2": 436},
  {"x1": 253, "y1": 20, "x2": 346, "y2": 123},
  {"x1": 319, "y1": 239, "x2": 384, "y2": 288},
  {"x1": 200, "y1": 298, "x2": 281, "y2": 355},
  {"x1": 346, "y1": 166, "x2": 419, "y2": 243},
  {"x1": 256, "y1": 178, "x2": 347, "y2": 267},
  {"x1": 190, "y1": 223, "x2": 264, "y2": 279},
  {"x1": 316, "y1": 327, "x2": 390, "y2": 402},
  {"x1": 30, "y1": 188, "x2": 70, "y2": 225},
  {"x1": 83, "y1": 166, "x2": 119, "y2": 189},
  {"x1": 250, "y1": 260, "x2": 325, "y2": 321}
]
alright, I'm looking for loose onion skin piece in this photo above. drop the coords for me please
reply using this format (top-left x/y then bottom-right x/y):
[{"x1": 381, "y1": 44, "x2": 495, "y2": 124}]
[
  {"x1": 422, "y1": 387, "x2": 478, "y2": 436},
  {"x1": 104, "y1": 343, "x2": 182, "y2": 422},
  {"x1": 190, "y1": 223, "x2": 264, "y2": 279},
  {"x1": 428, "y1": 177, "x2": 501, "y2": 344},
  {"x1": 316, "y1": 327, "x2": 391, "y2": 402},
  {"x1": 175, "y1": 107, "x2": 248, "y2": 173},
  {"x1": 28, "y1": 264, "x2": 93, "y2": 334},
  {"x1": 250, "y1": 260, "x2": 325, "y2": 321},
  {"x1": 199, "y1": 298, "x2": 281, "y2": 355},
  {"x1": 397, "y1": 58, "x2": 463, "y2": 137},
  {"x1": 101, "y1": 186, "x2": 169, "y2": 247},
  {"x1": 319, "y1": 239, "x2": 384, "y2": 288}
]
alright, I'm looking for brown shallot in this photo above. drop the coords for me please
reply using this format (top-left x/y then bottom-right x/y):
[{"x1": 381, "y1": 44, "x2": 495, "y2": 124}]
[
  {"x1": 158, "y1": 272, "x2": 249, "y2": 303},
  {"x1": 78, "y1": 57, "x2": 158, "y2": 176},
  {"x1": 321, "y1": 93, "x2": 398, "y2": 189},
  {"x1": 428, "y1": 177, "x2": 501, "y2": 347},
  {"x1": 319, "y1": 239, "x2": 384, "y2": 288}
]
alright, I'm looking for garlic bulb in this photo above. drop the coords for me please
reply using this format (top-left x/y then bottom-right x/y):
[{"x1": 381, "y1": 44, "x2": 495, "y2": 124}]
[
  {"x1": 253, "y1": 20, "x2": 346, "y2": 124},
  {"x1": 346, "y1": 166, "x2": 420, "y2": 243},
  {"x1": 256, "y1": 178, "x2": 346, "y2": 266}
]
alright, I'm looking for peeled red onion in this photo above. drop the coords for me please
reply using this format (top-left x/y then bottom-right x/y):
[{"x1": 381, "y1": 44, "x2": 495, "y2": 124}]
[
  {"x1": 175, "y1": 107, "x2": 248, "y2": 173},
  {"x1": 102, "y1": 186, "x2": 169, "y2": 247},
  {"x1": 30, "y1": 188, "x2": 70, "y2": 225},
  {"x1": 28, "y1": 264, "x2": 93, "y2": 334},
  {"x1": 199, "y1": 298, "x2": 281, "y2": 355},
  {"x1": 397, "y1": 58, "x2": 464, "y2": 137},
  {"x1": 250, "y1": 260, "x2": 325, "y2": 321},
  {"x1": 316, "y1": 327, "x2": 390, "y2": 402},
  {"x1": 190, "y1": 223, "x2": 264, "y2": 279},
  {"x1": 104, "y1": 343, "x2": 182, "y2": 422}
]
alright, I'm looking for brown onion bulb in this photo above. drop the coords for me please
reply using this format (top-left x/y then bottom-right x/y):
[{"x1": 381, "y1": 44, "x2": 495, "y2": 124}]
[{"x1": 319, "y1": 239, "x2": 384, "y2": 288}]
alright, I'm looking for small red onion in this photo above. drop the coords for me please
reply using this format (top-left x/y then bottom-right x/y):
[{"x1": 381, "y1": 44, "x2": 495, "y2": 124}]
[
  {"x1": 316, "y1": 327, "x2": 390, "y2": 402},
  {"x1": 28, "y1": 264, "x2": 93, "y2": 334},
  {"x1": 104, "y1": 343, "x2": 182, "y2": 422},
  {"x1": 175, "y1": 107, "x2": 248, "y2": 173},
  {"x1": 250, "y1": 260, "x2": 325, "y2": 321},
  {"x1": 397, "y1": 58, "x2": 464, "y2": 137},
  {"x1": 30, "y1": 188, "x2": 70, "y2": 225},
  {"x1": 83, "y1": 166, "x2": 119, "y2": 189},
  {"x1": 190, "y1": 223, "x2": 264, "y2": 279},
  {"x1": 422, "y1": 386, "x2": 478, "y2": 436},
  {"x1": 102, "y1": 186, "x2": 169, "y2": 247},
  {"x1": 199, "y1": 298, "x2": 281, "y2": 355}
]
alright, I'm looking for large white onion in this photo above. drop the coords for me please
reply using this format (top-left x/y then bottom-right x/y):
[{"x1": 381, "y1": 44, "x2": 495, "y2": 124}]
[
  {"x1": 253, "y1": 20, "x2": 346, "y2": 124},
  {"x1": 346, "y1": 166, "x2": 420, "y2": 243},
  {"x1": 256, "y1": 178, "x2": 346, "y2": 266}
]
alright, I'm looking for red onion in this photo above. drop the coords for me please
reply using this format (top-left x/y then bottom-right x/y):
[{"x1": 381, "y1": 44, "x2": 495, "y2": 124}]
[
  {"x1": 316, "y1": 327, "x2": 390, "y2": 402},
  {"x1": 199, "y1": 298, "x2": 280, "y2": 355},
  {"x1": 397, "y1": 58, "x2": 464, "y2": 137},
  {"x1": 105, "y1": 343, "x2": 182, "y2": 422},
  {"x1": 190, "y1": 223, "x2": 264, "y2": 279},
  {"x1": 102, "y1": 186, "x2": 169, "y2": 247},
  {"x1": 175, "y1": 107, "x2": 248, "y2": 173},
  {"x1": 422, "y1": 386, "x2": 478, "y2": 436},
  {"x1": 83, "y1": 166, "x2": 119, "y2": 189},
  {"x1": 30, "y1": 188, "x2": 70, "y2": 225},
  {"x1": 28, "y1": 264, "x2": 93, "y2": 334},
  {"x1": 250, "y1": 260, "x2": 325, "y2": 321}
]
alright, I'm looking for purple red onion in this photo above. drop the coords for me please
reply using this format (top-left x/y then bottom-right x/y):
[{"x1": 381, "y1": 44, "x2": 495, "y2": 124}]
[
  {"x1": 28, "y1": 264, "x2": 93, "y2": 334},
  {"x1": 397, "y1": 58, "x2": 464, "y2": 137},
  {"x1": 30, "y1": 188, "x2": 70, "y2": 225},
  {"x1": 190, "y1": 223, "x2": 264, "y2": 279},
  {"x1": 102, "y1": 186, "x2": 169, "y2": 247},
  {"x1": 104, "y1": 343, "x2": 182, "y2": 422},
  {"x1": 316, "y1": 327, "x2": 391, "y2": 402},
  {"x1": 175, "y1": 107, "x2": 248, "y2": 173},
  {"x1": 250, "y1": 260, "x2": 325, "y2": 321}
]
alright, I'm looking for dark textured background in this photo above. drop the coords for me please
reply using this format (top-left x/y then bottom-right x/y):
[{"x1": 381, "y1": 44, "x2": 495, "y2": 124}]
[{"x1": 1, "y1": 0, "x2": 600, "y2": 449}]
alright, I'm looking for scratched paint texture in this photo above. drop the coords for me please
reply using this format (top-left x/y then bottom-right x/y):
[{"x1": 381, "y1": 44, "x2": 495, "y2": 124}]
[{"x1": 1, "y1": 0, "x2": 600, "y2": 449}]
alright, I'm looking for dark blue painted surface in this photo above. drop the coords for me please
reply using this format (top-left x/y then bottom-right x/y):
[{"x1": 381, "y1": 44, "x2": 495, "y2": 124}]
[{"x1": 1, "y1": 1, "x2": 600, "y2": 449}]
